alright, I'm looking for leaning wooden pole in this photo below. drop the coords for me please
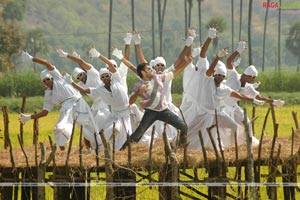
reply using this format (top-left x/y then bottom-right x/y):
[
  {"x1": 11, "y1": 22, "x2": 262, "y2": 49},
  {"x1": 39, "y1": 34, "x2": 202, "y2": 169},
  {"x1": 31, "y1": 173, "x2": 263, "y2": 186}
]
[
  {"x1": 99, "y1": 130, "x2": 114, "y2": 200},
  {"x1": 2, "y1": 106, "x2": 9, "y2": 149},
  {"x1": 19, "y1": 96, "x2": 26, "y2": 145},
  {"x1": 243, "y1": 108, "x2": 258, "y2": 199}
]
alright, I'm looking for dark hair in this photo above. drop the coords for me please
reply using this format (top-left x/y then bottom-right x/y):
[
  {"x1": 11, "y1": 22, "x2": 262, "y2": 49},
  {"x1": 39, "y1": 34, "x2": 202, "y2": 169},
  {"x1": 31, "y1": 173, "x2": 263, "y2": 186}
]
[{"x1": 137, "y1": 63, "x2": 149, "y2": 78}]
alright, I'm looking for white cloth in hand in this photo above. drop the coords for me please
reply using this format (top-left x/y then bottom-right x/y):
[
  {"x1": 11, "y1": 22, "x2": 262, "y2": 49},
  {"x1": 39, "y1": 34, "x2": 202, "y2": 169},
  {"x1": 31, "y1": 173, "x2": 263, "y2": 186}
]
[
  {"x1": 188, "y1": 28, "x2": 197, "y2": 39},
  {"x1": 185, "y1": 36, "x2": 194, "y2": 46},
  {"x1": 20, "y1": 113, "x2": 31, "y2": 124},
  {"x1": 232, "y1": 56, "x2": 241, "y2": 68},
  {"x1": 72, "y1": 51, "x2": 80, "y2": 58},
  {"x1": 217, "y1": 48, "x2": 228, "y2": 58},
  {"x1": 253, "y1": 99, "x2": 265, "y2": 106},
  {"x1": 123, "y1": 32, "x2": 132, "y2": 45},
  {"x1": 208, "y1": 27, "x2": 217, "y2": 39},
  {"x1": 89, "y1": 48, "x2": 101, "y2": 58},
  {"x1": 132, "y1": 33, "x2": 142, "y2": 44},
  {"x1": 22, "y1": 51, "x2": 33, "y2": 62},
  {"x1": 64, "y1": 73, "x2": 73, "y2": 84},
  {"x1": 252, "y1": 81, "x2": 261, "y2": 89},
  {"x1": 112, "y1": 48, "x2": 124, "y2": 60},
  {"x1": 56, "y1": 48, "x2": 68, "y2": 57},
  {"x1": 236, "y1": 41, "x2": 247, "y2": 55},
  {"x1": 192, "y1": 47, "x2": 201, "y2": 58},
  {"x1": 272, "y1": 99, "x2": 285, "y2": 107}
]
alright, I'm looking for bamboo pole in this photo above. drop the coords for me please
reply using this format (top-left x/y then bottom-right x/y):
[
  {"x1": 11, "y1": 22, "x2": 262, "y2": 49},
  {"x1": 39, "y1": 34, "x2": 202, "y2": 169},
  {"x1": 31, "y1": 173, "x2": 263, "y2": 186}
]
[
  {"x1": 20, "y1": 96, "x2": 26, "y2": 145},
  {"x1": 2, "y1": 106, "x2": 9, "y2": 149}
]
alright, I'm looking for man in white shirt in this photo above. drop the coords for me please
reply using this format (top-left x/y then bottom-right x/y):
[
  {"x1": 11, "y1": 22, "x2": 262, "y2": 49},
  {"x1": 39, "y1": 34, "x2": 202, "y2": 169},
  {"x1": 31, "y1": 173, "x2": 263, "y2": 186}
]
[
  {"x1": 69, "y1": 52, "x2": 132, "y2": 151},
  {"x1": 224, "y1": 41, "x2": 285, "y2": 145},
  {"x1": 56, "y1": 47, "x2": 111, "y2": 150},
  {"x1": 187, "y1": 48, "x2": 265, "y2": 150},
  {"x1": 20, "y1": 51, "x2": 98, "y2": 151}
]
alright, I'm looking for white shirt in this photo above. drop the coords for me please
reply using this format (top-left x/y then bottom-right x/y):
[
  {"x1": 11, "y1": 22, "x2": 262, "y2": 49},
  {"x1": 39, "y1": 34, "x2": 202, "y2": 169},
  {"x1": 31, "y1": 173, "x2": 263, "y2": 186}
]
[
  {"x1": 224, "y1": 68, "x2": 259, "y2": 106},
  {"x1": 90, "y1": 70, "x2": 129, "y2": 112},
  {"x1": 43, "y1": 66, "x2": 81, "y2": 111}
]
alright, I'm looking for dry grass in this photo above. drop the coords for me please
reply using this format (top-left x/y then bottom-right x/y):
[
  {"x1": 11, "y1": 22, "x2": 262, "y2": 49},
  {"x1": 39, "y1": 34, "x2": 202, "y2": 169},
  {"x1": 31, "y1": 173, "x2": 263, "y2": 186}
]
[{"x1": 1, "y1": 134, "x2": 300, "y2": 170}]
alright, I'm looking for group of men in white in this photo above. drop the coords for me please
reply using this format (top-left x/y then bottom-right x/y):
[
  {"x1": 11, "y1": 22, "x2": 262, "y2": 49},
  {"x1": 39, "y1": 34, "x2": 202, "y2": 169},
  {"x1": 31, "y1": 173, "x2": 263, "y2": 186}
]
[{"x1": 19, "y1": 27, "x2": 285, "y2": 152}]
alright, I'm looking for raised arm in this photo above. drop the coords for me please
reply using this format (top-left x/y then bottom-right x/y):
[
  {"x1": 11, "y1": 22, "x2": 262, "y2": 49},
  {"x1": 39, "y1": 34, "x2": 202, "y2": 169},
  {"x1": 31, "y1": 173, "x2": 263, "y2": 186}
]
[
  {"x1": 123, "y1": 32, "x2": 132, "y2": 60},
  {"x1": 112, "y1": 47, "x2": 137, "y2": 74},
  {"x1": 173, "y1": 28, "x2": 195, "y2": 68},
  {"x1": 200, "y1": 27, "x2": 217, "y2": 58},
  {"x1": 22, "y1": 51, "x2": 54, "y2": 71},
  {"x1": 226, "y1": 41, "x2": 247, "y2": 69},
  {"x1": 206, "y1": 48, "x2": 228, "y2": 77},
  {"x1": 56, "y1": 47, "x2": 92, "y2": 71},
  {"x1": 133, "y1": 31, "x2": 147, "y2": 63}
]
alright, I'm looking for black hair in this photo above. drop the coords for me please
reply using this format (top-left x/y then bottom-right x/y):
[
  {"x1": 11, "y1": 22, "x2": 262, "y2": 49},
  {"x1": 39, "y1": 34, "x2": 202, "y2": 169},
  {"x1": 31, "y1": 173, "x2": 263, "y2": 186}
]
[{"x1": 137, "y1": 63, "x2": 149, "y2": 78}]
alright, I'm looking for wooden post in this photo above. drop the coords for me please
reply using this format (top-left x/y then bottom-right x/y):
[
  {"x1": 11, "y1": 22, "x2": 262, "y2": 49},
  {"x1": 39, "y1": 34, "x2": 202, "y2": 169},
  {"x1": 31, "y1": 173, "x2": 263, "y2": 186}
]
[
  {"x1": 37, "y1": 142, "x2": 56, "y2": 200},
  {"x1": 243, "y1": 108, "x2": 258, "y2": 199},
  {"x1": 20, "y1": 96, "x2": 26, "y2": 145},
  {"x1": 158, "y1": 128, "x2": 180, "y2": 200},
  {"x1": 2, "y1": 106, "x2": 9, "y2": 149}
]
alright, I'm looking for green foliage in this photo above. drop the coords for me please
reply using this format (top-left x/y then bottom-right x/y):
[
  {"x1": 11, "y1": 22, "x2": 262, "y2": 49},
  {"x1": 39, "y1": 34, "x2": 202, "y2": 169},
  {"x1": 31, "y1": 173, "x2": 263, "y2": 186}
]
[
  {"x1": 205, "y1": 17, "x2": 227, "y2": 33},
  {"x1": 0, "y1": 72, "x2": 44, "y2": 97},
  {"x1": 285, "y1": 21, "x2": 300, "y2": 57},
  {"x1": 257, "y1": 71, "x2": 300, "y2": 92},
  {"x1": 2, "y1": 0, "x2": 25, "y2": 21}
]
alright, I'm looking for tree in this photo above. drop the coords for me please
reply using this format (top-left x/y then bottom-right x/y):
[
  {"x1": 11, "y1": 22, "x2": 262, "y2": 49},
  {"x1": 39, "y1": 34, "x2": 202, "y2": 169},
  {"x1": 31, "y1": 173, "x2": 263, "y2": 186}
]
[
  {"x1": 248, "y1": 0, "x2": 253, "y2": 65},
  {"x1": 231, "y1": 0, "x2": 234, "y2": 51},
  {"x1": 206, "y1": 17, "x2": 227, "y2": 53},
  {"x1": 2, "y1": 0, "x2": 24, "y2": 21},
  {"x1": 238, "y1": 0, "x2": 242, "y2": 40},
  {"x1": 25, "y1": 29, "x2": 49, "y2": 72},
  {"x1": 108, "y1": 0, "x2": 113, "y2": 59},
  {"x1": 277, "y1": 0, "x2": 281, "y2": 71},
  {"x1": 262, "y1": 0, "x2": 270, "y2": 71},
  {"x1": 286, "y1": 21, "x2": 300, "y2": 72},
  {"x1": 0, "y1": 3, "x2": 25, "y2": 72},
  {"x1": 197, "y1": 0, "x2": 203, "y2": 43},
  {"x1": 157, "y1": 0, "x2": 167, "y2": 56}
]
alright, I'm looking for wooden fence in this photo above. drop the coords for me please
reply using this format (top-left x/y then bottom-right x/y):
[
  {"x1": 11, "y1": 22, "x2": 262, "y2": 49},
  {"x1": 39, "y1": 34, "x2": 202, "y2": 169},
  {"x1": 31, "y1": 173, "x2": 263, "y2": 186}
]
[{"x1": 1, "y1": 100, "x2": 300, "y2": 200}]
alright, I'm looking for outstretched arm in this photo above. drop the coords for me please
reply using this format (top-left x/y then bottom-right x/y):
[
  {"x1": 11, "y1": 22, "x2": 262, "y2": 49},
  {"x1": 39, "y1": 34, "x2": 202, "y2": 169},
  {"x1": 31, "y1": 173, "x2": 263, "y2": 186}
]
[
  {"x1": 133, "y1": 31, "x2": 147, "y2": 63},
  {"x1": 173, "y1": 28, "x2": 195, "y2": 68},
  {"x1": 20, "y1": 110, "x2": 49, "y2": 124},
  {"x1": 112, "y1": 47, "x2": 137, "y2": 74},
  {"x1": 206, "y1": 48, "x2": 228, "y2": 77},
  {"x1": 227, "y1": 41, "x2": 247, "y2": 69},
  {"x1": 123, "y1": 32, "x2": 132, "y2": 60},
  {"x1": 22, "y1": 51, "x2": 55, "y2": 71},
  {"x1": 57, "y1": 47, "x2": 92, "y2": 71},
  {"x1": 200, "y1": 27, "x2": 217, "y2": 58}
]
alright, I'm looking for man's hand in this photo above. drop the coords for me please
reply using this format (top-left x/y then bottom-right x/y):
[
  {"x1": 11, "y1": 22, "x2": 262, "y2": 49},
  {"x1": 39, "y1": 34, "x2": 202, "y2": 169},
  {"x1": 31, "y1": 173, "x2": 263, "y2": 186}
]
[
  {"x1": 123, "y1": 32, "x2": 132, "y2": 45},
  {"x1": 72, "y1": 51, "x2": 80, "y2": 58},
  {"x1": 132, "y1": 32, "x2": 142, "y2": 44},
  {"x1": 112, "y1": 48, "x2": 124, "y2": 60},
  {"x1": 188, "y1": 28, "x2": 197, "y2": 39},
  {"x1": 208, "y1": 27, "x2": 217, "y2": 39},
  {"x1": 236, "y1": 41, "x2": 247, "y2": 55},
  {"x1": 185, "y1": 36, "x2": 194, "y2": 46},
  {"x1": 272, "y1": 99, "x2": 285, "y2": 107},
  {"x1": 217, "y1": 48, "x2": 228, "y2": 58},
  {"x1": 20, "y1": 113, "x2": 31, "y2": 124},
  {"x1": 192, "y1": 47, "x2": 201, "y2": 58},
  {"x1": 22, "y1": 51, "x2": 33, "y2": 62},
  {"x1": 88, "y1": 47, "x2": 101, "y2": 58},
  {"x1": 252, "y1": 81, "x2": 261, "y2": 89},
  {"x1": 232, "y1": 56, "x2": 241, "y2": 68},
  {"x1": 64, "y1": 73, "x2": 73, "y2": 84},
  {"x1": 56, "y1": 48, "x2": 68, "y2": 58},
  {"x1": 253, "y1": 99, "x2": 265, "y2": 106}
]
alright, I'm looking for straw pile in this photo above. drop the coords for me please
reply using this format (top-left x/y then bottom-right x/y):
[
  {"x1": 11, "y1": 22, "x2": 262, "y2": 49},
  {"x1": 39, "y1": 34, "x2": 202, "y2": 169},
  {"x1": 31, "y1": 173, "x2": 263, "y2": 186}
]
[{"x1": 1, "y1": 135, "x2": 300, "y2": 170}]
